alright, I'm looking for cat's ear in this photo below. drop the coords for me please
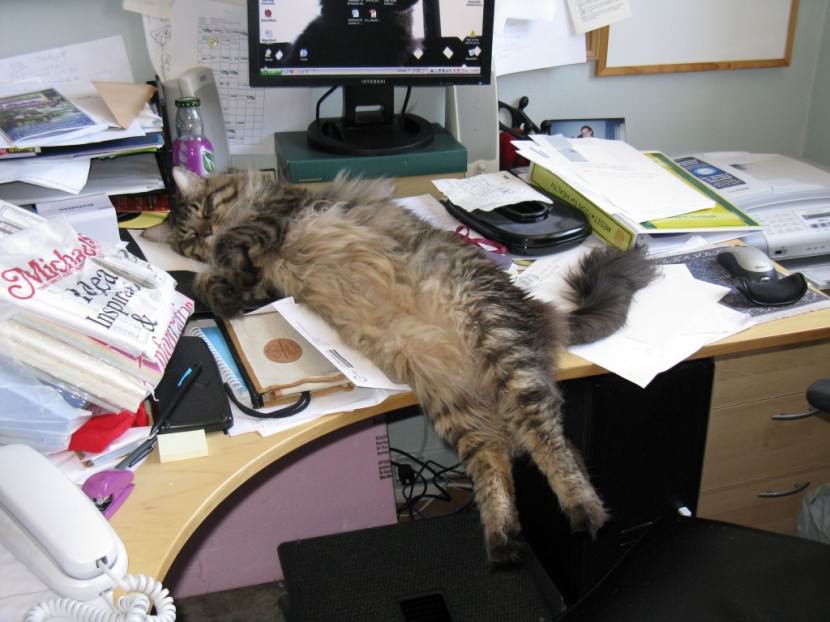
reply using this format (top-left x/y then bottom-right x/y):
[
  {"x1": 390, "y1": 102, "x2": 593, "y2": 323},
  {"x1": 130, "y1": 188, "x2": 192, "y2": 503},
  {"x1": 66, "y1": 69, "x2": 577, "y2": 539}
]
[
  {"x1": 172, "y1": 166, "x2": 207, "y2": 198},
  {"x1": 141, "y1": 219, "x2": 173, "y2": 243}
]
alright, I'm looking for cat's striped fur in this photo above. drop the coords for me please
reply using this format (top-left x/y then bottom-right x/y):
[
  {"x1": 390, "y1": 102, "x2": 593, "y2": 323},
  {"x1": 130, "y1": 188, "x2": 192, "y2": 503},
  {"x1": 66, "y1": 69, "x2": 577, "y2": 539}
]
[{"x1": 145, "y1": 167, "x2": 657, "y2": 564}]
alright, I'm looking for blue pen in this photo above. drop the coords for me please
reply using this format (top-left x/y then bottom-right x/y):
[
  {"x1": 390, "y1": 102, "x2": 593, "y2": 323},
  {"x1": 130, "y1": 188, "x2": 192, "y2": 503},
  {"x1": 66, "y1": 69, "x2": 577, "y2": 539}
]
[{"x1": 150, "y1": 363, "x2": 203, "y2": 436}]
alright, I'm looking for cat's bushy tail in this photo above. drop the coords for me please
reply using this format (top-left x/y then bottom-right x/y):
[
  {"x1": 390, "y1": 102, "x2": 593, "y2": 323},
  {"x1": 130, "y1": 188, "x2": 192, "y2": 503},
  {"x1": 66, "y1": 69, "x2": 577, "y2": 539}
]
[{"x1": 563, "y1": 245, "x2": 657, "y2": 345}]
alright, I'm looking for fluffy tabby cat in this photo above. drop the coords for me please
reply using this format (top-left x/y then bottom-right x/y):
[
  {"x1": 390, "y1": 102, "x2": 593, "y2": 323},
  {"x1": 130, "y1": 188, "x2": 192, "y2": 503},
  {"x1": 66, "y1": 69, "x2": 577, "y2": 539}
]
[{"x1": 145, "y1": 167, "x2": 657, "y2": 564}]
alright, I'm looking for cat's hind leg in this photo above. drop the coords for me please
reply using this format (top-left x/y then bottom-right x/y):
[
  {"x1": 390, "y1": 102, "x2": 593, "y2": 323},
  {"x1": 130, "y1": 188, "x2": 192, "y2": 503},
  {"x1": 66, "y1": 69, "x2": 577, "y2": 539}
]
[
  {"x1": 503, "y1": 371, "x2": 609, "y2": 536},
  {"x1": 426, "y1": 400, "x2": 524, "y2": 566}
]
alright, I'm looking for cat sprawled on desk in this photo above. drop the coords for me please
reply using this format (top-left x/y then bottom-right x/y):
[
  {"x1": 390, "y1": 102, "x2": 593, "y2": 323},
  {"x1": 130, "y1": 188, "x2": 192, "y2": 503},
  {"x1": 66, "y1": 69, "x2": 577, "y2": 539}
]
[{"x1": 145, "y1": 167, "x2": 657, "y2": 565}]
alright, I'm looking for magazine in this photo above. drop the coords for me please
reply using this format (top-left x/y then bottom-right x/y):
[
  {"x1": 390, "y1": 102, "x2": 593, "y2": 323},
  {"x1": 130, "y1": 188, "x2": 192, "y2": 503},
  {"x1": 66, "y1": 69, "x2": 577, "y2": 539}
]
[
  {"x1": 0, "y1": 87, "x2": 104, "y2": 146},
  {"x1": 0, "y1": 207, "x2": 186, "y2": 360}
]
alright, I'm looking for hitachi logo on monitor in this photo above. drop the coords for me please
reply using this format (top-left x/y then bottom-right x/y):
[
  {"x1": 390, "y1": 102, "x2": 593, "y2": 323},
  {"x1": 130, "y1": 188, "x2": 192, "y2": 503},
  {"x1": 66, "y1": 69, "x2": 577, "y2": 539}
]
[{"x1": 361, "y1": 78, "x2": 387, "y2": 85}]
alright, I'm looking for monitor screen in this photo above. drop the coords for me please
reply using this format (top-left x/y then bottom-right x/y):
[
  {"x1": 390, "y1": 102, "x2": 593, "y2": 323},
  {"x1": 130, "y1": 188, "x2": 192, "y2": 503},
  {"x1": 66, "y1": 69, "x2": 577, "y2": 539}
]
[{"x1": 247, "y1": 0, "x2": 494, "y2": 88}]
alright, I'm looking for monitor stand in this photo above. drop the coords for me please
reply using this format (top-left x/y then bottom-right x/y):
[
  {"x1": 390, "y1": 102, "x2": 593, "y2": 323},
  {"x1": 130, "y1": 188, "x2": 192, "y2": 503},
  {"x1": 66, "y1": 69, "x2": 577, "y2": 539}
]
[{"x1": 306, "y1": 85, "x2": 434, "y2": 157}]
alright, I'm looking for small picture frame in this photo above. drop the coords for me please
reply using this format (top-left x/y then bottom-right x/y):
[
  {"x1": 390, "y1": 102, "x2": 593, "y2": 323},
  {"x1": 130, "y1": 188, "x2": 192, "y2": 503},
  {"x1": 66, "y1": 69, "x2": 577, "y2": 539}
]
[{"x1": 539, "y1": 117, "x2": 627, "y2": 141}]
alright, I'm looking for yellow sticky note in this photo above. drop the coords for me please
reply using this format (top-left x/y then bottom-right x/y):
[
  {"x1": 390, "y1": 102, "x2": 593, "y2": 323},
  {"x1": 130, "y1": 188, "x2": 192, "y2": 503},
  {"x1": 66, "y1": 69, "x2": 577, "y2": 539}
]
[{"x1": 157, "y1": 429, "x2": 209, "y2": 463}]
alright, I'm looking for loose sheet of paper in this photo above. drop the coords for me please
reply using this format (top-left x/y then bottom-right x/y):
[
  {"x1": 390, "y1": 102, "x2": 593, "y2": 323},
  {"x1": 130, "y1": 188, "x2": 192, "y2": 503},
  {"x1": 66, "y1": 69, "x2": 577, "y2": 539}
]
[
  {"x1": 127, "y1": 229, "x2": 209, "y2": 273},
  {"x1": 513, "y1": 236, "x2": 604, "y2": 306},
  {"x1": 35, "y1": 193, "x2": 121, "y2": 248},
  {"x1": 0, "y1": 157, "x2": 92, "y2": 194},
  {"x1": 568, "y1": 264, "x2": 754, "y2": 387},
  {"x1": 272, "y1": 298, "x2": 410, "y2": 392},
  {"x1": 227, "y1": 385, "x2": 397, "y2": 438},
  {"x1": 432, "y1": 171, "x2": 552, "y2": 213},
  {"x1": 495, "y1": 0, "x2": 558, "y2": 32},
  {"x1": 396, "y1": 193, "x2": 464, "y2": 231},
  {"x1": 520, "y1": 135, "x2": 715, "y2": 222},
  {"x1": 0, "y1": 36, "x2": 134, "y2": 87},
  {"x1": 494, "y1": 0, "x2": 587, "y2": 76},
  {"x1": 566, "y1": 0, "x2": 633, "y2": 34}
]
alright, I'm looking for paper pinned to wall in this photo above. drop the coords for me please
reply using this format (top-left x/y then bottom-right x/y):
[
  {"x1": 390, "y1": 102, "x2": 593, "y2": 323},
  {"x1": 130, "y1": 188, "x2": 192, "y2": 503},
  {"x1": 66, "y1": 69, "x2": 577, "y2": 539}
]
[
  {"x1": 494, "y1": 0, "x2": 587, "y2": 76},
  {"x1": 494, "y1": 0, "x2": 557, "y2": 33},
  {"x1": 0, "y1": 36, "x2": 134, "y2": 86},
  {"x1": 565, "y1": 0, "x2": 632, "y2": 35},
  {"x1": 122, "y1": 0, "x2": 174, "y2": 19},
  {"x1": 141, "y1": 0, "x2": 313, "y2": 155}
]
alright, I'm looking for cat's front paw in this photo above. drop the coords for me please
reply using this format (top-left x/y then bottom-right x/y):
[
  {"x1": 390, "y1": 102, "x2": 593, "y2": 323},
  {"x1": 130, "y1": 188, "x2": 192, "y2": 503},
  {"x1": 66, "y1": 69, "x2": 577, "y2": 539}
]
[
  {"x1": 213, "y1": 236, "x2": 259, "y2": 286},
  {"x1": 196, "y1": 271, "x2": 247, "y2": 318}
]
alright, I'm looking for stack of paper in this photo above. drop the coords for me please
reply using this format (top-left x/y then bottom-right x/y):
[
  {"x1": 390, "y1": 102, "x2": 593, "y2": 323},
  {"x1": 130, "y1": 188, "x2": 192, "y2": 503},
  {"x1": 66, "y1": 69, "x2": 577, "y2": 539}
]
[
  {"x1": 0, "y1": 36, "x2": 166, "y2": 245},
  {"x1": 0, "y1": 201, "x2": 194, "y2": 423},
  {"x1": 515, "y1": 135, "x2": 761, "y2": 254},
  {"x1": 0, "y1": 81, "x2": 163, "y2": 195}
]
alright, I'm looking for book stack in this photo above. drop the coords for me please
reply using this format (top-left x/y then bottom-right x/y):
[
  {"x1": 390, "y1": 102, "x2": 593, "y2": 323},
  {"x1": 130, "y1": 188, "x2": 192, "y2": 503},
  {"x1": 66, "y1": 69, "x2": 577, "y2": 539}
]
[
  {"x1": 275, "y1": 123, "x2": 467, "y2": 198},
  {"x1": 0, "y1": 200, "x2": 193, "y2": 451}
]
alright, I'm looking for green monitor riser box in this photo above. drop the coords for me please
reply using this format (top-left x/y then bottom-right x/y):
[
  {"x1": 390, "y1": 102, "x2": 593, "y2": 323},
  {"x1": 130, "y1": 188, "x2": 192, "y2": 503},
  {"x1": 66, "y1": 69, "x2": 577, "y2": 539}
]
[{"x1": 275, "y1": 123, "x2": 467, "y2": 183}]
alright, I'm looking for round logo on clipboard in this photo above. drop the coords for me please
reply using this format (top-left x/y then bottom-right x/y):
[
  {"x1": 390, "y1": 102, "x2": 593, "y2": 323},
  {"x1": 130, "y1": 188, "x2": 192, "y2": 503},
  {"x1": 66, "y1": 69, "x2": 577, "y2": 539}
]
[{"x1": 264, "y1": 338, "x2": 303, "y2": 363}]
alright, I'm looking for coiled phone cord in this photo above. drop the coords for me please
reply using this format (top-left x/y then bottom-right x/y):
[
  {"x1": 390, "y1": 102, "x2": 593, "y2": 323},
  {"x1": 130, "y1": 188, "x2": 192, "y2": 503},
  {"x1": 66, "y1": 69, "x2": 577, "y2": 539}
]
[{"x1": 24, "y1": 563, "x2": 176, "y2": 622}]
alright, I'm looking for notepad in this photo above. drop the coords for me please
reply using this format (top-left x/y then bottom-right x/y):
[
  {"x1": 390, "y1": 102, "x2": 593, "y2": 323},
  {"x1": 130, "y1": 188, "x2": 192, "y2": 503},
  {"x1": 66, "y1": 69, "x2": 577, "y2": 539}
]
[{"x1": 157, "y1": 429, "x2": 208, "y2": 463}]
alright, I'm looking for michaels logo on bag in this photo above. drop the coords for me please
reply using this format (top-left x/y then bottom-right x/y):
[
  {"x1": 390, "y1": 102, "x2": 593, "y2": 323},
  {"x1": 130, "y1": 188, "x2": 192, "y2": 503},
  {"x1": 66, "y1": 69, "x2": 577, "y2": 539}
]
[{"x1": 1, "y1": 234, "x2": 100, "y2": 300}]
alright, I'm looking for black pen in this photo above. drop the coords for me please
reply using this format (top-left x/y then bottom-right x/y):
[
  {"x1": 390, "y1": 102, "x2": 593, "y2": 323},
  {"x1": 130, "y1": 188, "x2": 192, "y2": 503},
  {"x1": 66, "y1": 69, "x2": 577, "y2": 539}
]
[
  {"x1": 113, "y1": 363, "x2": 203, "y2": 469},
  {"x1": 115, "y1": 436, "x2": 157, "y2": 470}
]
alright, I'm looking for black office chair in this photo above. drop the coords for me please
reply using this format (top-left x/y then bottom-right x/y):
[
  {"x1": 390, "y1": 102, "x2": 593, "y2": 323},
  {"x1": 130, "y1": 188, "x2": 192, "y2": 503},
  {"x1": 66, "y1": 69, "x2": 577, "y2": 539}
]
[
  {"x1": 278, "y1": 381, "x2": 830, "y2": 622},
  {"x1": 555, "y1": 377, "x2": 830, "y2": 622},
  {"x1": 555, "y1": 513, "x2": 830, "y2": 622}
]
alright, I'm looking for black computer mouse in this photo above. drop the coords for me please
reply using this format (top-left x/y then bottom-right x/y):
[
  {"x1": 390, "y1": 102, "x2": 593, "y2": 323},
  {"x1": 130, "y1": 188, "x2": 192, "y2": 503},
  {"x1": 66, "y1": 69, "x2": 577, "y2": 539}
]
[{"x1": 717, "y1": 246, "x2": 776, "y2": 282}]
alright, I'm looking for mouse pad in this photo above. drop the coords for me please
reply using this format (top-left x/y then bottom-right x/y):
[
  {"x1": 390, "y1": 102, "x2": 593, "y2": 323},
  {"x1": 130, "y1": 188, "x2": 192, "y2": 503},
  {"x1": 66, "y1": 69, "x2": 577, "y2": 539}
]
[{"x1": 655, "y1": 247, "x2": 830, "y2": 318}]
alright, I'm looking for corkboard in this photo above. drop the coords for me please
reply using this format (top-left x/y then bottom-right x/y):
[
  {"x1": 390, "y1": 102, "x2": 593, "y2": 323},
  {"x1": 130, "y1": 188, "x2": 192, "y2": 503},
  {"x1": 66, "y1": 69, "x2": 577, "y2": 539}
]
[{"x1": 596, "y1": 0, "x2": 799, "y2": 76}]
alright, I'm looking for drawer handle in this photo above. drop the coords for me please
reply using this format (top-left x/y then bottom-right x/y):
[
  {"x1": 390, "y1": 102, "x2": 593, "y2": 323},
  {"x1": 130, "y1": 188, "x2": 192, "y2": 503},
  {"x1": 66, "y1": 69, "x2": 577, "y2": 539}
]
[
  {"x1": 758, "y1": 481, "x2": 810, "y2": 498},
  {"x1": 771, "y1": 409, "x2": 819, "y2": 421}
]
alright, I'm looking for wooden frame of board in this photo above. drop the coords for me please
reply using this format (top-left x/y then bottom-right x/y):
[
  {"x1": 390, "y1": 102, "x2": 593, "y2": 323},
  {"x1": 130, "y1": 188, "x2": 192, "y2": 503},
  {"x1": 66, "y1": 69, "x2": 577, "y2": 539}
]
[{"x1": 595, "y1": 0, "x2": 799, "y2": 76}]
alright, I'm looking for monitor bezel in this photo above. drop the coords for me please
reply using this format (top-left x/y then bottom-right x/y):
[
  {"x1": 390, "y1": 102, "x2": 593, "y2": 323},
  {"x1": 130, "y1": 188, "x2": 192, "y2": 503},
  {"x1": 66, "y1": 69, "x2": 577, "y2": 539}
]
[{"x1": 247, "y1": 0, "x2": 495, "y2": 89}]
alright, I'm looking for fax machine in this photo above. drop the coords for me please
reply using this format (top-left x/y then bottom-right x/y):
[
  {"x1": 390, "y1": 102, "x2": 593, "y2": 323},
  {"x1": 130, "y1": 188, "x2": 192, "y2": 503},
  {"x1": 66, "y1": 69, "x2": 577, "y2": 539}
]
[{"x1": 674, "y1": 152, "x2": 830, "y2": 287}]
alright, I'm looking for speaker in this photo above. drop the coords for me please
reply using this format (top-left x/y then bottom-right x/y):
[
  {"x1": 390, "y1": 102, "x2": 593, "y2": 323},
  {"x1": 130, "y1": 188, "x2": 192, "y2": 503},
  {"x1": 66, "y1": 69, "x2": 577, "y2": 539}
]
[
  {"x1": 162, "y1": 66, "x2": 231, "y2": 173},
  {"x1": 277, "y1": 511, "x2": 563, "y2": 622},
  {"x1": 444, "y1": 71, "x2": 499, "y2": 175}
]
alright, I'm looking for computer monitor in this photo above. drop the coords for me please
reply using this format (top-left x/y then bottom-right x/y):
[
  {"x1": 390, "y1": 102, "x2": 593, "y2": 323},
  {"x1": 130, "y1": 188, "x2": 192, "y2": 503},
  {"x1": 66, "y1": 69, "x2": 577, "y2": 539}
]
[{"x1": 247, "y1": 0, "x2": 495, "y2": 156}]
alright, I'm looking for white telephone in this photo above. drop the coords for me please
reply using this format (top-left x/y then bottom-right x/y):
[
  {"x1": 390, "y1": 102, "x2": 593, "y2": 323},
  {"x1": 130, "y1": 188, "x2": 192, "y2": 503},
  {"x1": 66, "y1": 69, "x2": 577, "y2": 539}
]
[{"x1": 0, "y1": 444, "x2": 176, "y2": 621}]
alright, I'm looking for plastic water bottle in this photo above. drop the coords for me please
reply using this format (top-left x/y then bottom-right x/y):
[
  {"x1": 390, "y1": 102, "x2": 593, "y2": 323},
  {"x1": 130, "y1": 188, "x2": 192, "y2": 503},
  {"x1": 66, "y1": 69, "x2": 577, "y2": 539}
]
[{"x1": 172, "y1": 96, "x2": 216, "y2": 177}]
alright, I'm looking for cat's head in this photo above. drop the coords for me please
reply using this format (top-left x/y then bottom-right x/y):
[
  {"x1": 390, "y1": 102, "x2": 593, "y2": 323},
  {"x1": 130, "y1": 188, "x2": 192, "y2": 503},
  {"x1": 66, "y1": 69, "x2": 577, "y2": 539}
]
[{"x1": 143, "y1": 167, "x2": 254, "y2": 262}]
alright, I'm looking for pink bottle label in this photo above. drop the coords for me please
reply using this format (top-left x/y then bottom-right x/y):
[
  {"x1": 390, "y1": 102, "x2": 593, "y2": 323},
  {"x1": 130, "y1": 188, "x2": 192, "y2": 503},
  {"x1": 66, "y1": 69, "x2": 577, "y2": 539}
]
[{"x1": 173, "y1": 136, "x2": 216, "y2": 177}]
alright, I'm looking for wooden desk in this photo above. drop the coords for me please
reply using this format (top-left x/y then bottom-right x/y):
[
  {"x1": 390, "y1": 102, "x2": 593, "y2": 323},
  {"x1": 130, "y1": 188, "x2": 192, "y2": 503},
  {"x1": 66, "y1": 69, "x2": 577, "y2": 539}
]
[{"x1": 111, "y1": 306, "x2": 830, "y2": 582}]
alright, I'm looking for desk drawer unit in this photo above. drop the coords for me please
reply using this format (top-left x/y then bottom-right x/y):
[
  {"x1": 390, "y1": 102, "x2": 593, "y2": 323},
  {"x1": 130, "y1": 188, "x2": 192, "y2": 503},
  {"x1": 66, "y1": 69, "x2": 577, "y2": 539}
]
[{"x1": 698, "y1": 340, "x2": 830, "y2": 534}]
